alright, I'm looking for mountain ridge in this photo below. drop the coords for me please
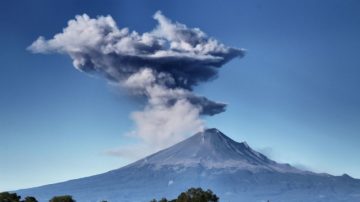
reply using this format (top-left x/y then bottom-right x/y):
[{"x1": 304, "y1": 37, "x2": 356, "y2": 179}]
[
  {"x1": 16, "y1": 128, "x2": 360, "y2": 202},
  {"x1": 127, "y1": 128, "x2": 305, "y2": 174}
]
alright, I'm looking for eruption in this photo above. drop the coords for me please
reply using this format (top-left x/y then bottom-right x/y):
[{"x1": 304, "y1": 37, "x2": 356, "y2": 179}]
[{"x1": 28, "y1": 11, "x2": 245, "y2": 155}]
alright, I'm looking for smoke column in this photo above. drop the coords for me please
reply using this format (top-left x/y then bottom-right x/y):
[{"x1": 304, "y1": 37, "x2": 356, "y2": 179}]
[{"x1": 28, "y1": 11, "x2": 245, "y2": 156}]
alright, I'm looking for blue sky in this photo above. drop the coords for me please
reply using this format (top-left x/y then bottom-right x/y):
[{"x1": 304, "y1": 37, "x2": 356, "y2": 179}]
[{"x1": 1, "y1": 0, "x2": 360, "y2": 191}]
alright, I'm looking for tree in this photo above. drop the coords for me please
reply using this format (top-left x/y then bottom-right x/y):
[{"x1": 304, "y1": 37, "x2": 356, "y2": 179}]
[
  {"x1": 176, "y1": 188, "x2": 219, "y2": 202},
  {"x1": 151, "y1": 187, "x2": 219, "y2": 202},
  {"x1": 0, "y1": 192, "x2": 21, "y2": 202},
  {"x1": 150, "y1": 198, "x2": 169, "y2": 202},
  {"x1": 49, "y1": 195, "x2": 75, "y2": 202},
  {"x1": 22, "y1": 196, "x2": 38, "y2": 202}
]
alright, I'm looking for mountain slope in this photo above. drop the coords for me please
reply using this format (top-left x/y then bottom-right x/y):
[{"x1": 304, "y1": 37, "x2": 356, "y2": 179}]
[
  {"x1": 131, "y1": 128, "x2": 302, "y2": 173},
  {"x1": 17, "y1": 128, "x2": 360, "y2": 202}
]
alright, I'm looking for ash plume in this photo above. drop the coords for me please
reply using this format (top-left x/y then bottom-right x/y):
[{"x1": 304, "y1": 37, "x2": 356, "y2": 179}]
[{"x1": 28, "y1": 11, "x2": 245, "y2": 154}]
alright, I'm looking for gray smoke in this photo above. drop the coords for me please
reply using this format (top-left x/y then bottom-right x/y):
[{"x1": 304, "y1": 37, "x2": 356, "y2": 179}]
[{"x1": 29, "y1": 11, "x2": 244, "y2": 153}]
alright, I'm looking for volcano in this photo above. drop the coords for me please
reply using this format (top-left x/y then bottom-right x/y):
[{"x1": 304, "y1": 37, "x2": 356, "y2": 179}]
[{"x1": 17, "y1": 128, "x2": 360, "y2": 202}]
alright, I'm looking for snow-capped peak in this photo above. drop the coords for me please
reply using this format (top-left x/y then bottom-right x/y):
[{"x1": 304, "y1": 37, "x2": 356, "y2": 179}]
[{"x1": 130, "y1": 128, "x2": 304, "y2": 173}]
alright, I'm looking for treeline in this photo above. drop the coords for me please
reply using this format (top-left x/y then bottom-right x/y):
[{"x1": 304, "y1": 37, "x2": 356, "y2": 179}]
[
  {"x1": 0, "y1": 187, "x2": 218, "y2": 202},
  {"x1": 0, "y1": 192, "x2": 75, "y2": 202}
]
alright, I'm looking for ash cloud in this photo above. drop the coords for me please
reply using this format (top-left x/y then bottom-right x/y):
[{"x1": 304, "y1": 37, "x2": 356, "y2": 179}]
[{"x1": 29, "y1": 11, "x2": 244, "y2": 153}]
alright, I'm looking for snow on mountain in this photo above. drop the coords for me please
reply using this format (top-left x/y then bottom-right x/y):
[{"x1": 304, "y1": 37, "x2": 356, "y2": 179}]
[
  {"x1": 131, "y1": 128, "x2": 303, "y2": 173},
  {"x1": 16, "y1": 128, "x2": 360, "y2": 202}
]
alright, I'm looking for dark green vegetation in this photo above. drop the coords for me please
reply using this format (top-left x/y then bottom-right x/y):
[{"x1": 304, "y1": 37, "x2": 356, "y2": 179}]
[
  {"x1": 1, "y1": 188, "x2": 219, "y2": 202},
  {"x1": 48, "y1": 195, "x2": 75, "y2": 202},
  {"x1": 150, "y1": 187, "x2": 219, "y2": 202},
  {"x1": 0, "y1": 192, "x2": 37, "y2": 202}
]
